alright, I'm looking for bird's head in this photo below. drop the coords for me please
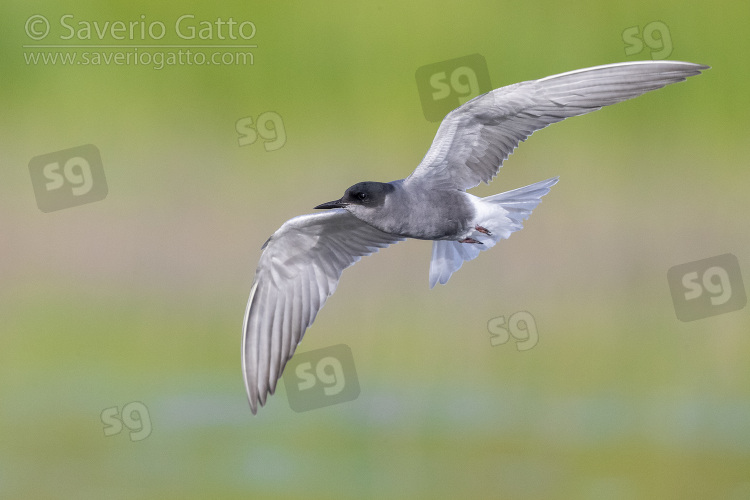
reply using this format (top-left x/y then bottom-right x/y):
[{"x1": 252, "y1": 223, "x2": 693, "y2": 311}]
[{"x1": 314, "y1": 181, "x2": 395, "y2": 216}]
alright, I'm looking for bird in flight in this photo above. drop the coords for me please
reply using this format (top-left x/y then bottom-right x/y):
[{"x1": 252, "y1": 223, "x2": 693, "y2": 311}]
[{"x1": 242, "y1": 60, "x2": 708, "y2": 414}]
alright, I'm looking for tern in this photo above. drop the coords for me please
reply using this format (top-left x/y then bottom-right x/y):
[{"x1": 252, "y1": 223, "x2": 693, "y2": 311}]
[{"x1": 242, "y1": 60, "x2": 708, "y2": 414}]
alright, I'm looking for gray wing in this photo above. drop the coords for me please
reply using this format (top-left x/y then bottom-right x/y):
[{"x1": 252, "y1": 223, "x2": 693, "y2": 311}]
[
  {"x1": 242, "y1": 209, "x2": 403, "y2": 414},
  {"x1": 406, "y1": 60, "x2": 709, "y2": 190}
]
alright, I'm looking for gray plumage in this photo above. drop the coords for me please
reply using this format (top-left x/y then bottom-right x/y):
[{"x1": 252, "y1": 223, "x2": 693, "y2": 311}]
[{"x1": 242, "y1": 60, "x2": 708, "y2": 414}]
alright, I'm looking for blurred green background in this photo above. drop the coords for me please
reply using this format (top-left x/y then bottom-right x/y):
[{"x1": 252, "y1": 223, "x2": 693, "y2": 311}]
[{"x1": 2, "y1": 1, "x2": 749, "y2": 498}]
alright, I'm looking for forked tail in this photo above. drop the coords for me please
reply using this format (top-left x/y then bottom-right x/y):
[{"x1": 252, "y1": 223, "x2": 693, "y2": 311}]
[{"x1": 428, "y1": 177, "x2": 558, "y2": 287}]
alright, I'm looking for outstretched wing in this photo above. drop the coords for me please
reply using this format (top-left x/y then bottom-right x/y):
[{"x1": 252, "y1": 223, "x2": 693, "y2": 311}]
[
  {"x1": 406, "y1": 60, "x2": 709, "y2": 191},
  {"x1": 242, "y1": 209, "x2": 403, "y2": 414}
]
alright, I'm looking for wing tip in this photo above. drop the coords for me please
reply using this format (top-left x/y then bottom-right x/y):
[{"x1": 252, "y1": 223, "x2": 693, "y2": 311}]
[
  {"x1": 242, "y1": 280, "x2": 264, "y2": 416},
  {"x1": 536, "y1": 60, "x2": 710, "y2": 89}
]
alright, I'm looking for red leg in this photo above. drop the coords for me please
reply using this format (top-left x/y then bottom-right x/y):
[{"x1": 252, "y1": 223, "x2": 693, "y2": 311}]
[{"x1": 459, "y1": 237, "x2": 483, "y2": 244}]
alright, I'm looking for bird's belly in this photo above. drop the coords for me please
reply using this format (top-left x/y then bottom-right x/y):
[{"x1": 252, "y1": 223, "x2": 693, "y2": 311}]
[{"x1": 383, "y1": 195, "x2": 474, "y2": 240}]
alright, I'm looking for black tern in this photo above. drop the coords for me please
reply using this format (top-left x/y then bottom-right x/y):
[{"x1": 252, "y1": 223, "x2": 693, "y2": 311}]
[{"x1": 242, "y1": 60, "x2": 708, "y2": 414}]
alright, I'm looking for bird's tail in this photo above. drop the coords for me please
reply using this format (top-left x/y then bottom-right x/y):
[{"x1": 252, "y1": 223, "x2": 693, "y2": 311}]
[{"x1": 428, "y1": 177, "x2": 558, "y2": 288}]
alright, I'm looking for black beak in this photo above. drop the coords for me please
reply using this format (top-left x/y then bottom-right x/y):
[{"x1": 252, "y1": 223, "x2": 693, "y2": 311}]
[{"x1": 314, "y1": 199, "x2": 347, "y2": 209}]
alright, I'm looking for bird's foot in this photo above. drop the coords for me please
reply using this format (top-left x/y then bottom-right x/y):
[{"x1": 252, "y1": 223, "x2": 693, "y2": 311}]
[
  {"x1": 459, "y1": 237, "x2": 483, "y2": 244},
  {"x1": 475, "y1": 225, "x2": 492, "y2": 236}
]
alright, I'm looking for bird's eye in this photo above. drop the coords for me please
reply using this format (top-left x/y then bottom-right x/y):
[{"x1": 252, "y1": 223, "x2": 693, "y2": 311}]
[{"x1": 356, "y1": 192, "x2": 368, "y2": 201}]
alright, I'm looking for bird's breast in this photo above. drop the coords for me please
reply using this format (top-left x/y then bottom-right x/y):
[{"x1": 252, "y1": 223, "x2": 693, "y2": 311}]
[{"x1": 377, "y1": 189, "x2": 475, "y2": 240}]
